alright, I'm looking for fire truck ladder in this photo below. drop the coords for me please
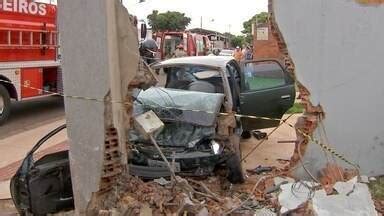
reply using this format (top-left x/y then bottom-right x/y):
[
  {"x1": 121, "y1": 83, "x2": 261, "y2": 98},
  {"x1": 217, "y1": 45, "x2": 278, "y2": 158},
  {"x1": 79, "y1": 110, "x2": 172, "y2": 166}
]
[{"x1": 0, "y1": 27, "x2": 58, "y2": 49}]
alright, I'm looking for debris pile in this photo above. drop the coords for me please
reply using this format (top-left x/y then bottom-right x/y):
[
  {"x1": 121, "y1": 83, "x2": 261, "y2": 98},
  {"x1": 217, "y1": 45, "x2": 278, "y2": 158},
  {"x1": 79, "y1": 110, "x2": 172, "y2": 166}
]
[{"x1": 86, "y1": 167, "x2": 379, "y2": 215}]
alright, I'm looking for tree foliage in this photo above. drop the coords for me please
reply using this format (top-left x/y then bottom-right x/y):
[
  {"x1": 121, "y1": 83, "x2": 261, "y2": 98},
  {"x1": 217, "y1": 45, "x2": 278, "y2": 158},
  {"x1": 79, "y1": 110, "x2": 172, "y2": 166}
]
[
  {"x1": 242, "y1": 12, "x2": 269, "y2": 44},
  {"x1": 242, "y1": 12, "x2": 269, "y2": 35},
  {"x1": 230, "y1": 35, "x2": 245, "y2": 48},
  {"x1": 147, "y1": 10, "x2": 191, "y2": 32}
]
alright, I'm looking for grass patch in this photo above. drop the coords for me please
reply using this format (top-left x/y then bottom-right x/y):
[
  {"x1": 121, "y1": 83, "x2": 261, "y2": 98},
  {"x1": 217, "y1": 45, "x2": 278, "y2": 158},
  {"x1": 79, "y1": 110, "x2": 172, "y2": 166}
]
[
  {"x1": 369, "y1": 176, "x2": 384, "y2": 200},
  {"x1": 287, "y1": 102, "x2": 304, "y2": 114}
]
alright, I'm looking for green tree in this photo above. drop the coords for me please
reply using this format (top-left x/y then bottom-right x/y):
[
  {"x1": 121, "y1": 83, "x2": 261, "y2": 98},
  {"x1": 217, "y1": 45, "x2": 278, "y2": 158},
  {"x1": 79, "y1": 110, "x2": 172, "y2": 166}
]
[
  {"x1": 242, "y1": 12, "x2": 269, "y2": 44},
  {"x1": 147, "y1": 10, "x2": 191, "y2": 32},
  {"x1": 230, "y1": 35, "x2": 245, "y2": 48}
]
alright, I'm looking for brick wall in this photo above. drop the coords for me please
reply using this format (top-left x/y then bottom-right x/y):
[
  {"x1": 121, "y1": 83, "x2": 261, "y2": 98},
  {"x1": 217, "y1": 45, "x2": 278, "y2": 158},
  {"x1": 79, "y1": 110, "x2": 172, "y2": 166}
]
[{"x1": 253, "y1": 24, "x2": 283, "y2": 60}]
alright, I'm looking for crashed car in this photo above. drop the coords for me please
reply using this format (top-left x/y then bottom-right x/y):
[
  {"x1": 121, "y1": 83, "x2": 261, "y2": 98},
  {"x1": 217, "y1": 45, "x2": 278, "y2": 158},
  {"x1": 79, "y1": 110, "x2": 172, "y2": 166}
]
[
  {"x1": 10, "y1": 56, "x2": 295, "y2": 215},
  {"x1": 128, "y1": 56, "x2": 296, "y2": 181},
  {"x1": 151, "y1": 56, "x2": 296, "y2": 131}
]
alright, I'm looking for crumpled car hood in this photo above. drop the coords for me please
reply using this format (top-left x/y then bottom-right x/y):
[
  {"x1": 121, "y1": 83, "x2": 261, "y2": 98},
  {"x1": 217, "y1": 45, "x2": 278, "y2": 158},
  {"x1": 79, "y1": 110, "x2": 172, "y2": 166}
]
[
  {"x1": 134, "y1": 87, "x2": 224, "y2": 127},
  {"x1": 131, "y1": 87, "x2": 224, "y2": 147}
]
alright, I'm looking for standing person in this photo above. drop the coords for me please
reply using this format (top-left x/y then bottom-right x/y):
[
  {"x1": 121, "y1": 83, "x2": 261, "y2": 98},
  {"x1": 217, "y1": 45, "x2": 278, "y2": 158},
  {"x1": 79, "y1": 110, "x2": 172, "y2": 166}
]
[
  {"x1": 242, "y1": 45, "x2": 247, "y2": 58},
  {"x1": 173, "y1": 44, "x2": 187, "y2": 58},
  {"x1": 244, "y1": 46, "x2": 253, "y2": 60},
  {"x1": 233, "y1": 46, "x2": 243, "y2": 62},
  {"x1": 139, "y1": 38, "x2": 158, "y2": 64}
]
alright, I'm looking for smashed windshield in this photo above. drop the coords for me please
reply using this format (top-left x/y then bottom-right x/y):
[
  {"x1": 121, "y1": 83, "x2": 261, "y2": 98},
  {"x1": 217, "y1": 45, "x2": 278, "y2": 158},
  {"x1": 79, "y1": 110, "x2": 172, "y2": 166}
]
[{"x1": 134, "y1": 87, "x2": 224, "y2": 126}]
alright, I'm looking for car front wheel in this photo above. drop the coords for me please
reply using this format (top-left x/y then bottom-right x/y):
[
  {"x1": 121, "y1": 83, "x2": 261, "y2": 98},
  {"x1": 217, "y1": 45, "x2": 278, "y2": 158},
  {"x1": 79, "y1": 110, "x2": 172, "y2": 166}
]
[
  {"x1": 226, "y1": 133, "x2": 245, "y2": 184},
  {"x1": 226, "y1": 153, "x2": 245, "y2": 183}
]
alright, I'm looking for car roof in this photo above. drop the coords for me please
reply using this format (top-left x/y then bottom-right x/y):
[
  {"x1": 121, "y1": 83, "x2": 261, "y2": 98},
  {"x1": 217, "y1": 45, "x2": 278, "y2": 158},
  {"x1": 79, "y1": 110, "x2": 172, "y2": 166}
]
[{"x1": 153, "y1": 56, "x2": 235, "y2": 70}]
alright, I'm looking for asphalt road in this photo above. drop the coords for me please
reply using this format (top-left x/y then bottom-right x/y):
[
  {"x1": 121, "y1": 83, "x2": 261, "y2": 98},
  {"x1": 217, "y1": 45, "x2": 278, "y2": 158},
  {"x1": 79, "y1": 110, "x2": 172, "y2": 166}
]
[{"x1": 0, "y1": 96, "x2": 65, "y2": 139}]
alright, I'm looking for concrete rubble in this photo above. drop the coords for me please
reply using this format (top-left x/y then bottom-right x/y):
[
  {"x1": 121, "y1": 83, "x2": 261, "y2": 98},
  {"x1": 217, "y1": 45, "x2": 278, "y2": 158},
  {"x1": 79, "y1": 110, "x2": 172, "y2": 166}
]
[{"x1": 278, "y1": 177, "x2": 377, "y2": 216}]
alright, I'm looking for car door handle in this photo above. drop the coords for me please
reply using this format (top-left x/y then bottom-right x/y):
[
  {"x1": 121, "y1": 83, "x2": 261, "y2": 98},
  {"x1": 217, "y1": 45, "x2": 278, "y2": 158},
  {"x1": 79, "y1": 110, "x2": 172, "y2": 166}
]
[{"x1": 281, "y1": 95, "x2": 291, "y2": 99}]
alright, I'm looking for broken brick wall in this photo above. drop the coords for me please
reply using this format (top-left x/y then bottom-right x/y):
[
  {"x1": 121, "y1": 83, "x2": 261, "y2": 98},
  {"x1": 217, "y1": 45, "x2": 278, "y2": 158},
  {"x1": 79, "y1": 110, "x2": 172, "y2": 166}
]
[{"x1": 272, "y1": 0, "x2": 384, "y2": 177}]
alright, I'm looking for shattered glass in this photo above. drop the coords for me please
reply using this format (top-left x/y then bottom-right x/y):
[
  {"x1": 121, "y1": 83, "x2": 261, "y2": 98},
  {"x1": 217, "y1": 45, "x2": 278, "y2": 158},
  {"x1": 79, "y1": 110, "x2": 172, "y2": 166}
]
[{"x1": 134, "y1": 87, "x2": 224, "y2": 126}]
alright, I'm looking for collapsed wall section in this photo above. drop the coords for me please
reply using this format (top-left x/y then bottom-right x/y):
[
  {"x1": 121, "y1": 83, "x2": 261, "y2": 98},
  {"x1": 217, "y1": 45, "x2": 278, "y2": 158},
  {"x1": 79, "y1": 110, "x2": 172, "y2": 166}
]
[
  {"x1": 59, "y1": 0, "x2": 156, "y2": 214},
  {"x1": 271, "y1": 0, "x2": 384, "y2": 177}
]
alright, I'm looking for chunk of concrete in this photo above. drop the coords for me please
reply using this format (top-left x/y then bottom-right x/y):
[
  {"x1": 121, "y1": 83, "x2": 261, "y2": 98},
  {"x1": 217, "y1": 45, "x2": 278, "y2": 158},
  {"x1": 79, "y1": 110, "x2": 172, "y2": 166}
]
[
  {"x1": 134, "y1": 110, "x2": 164, "y2": 137},
  {"x1": 278, "y1": 181, "x2": 318, "y2": 214},
  {"x1": 273, "y1": 176, "x2": 295, "y2": 186},
  {"x1": 333, "y1": 176, "x2": 357, "y2": 195},
  {"x1": 313, "y1": 182, "x2": 378, "y2": 216},
  {"x1": 278, "y1": 179, "x2": 378, "y2": 216}
]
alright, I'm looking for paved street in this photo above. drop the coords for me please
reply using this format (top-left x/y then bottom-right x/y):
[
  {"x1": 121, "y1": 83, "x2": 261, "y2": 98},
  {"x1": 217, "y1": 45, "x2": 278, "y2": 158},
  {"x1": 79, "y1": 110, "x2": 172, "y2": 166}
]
[{"x1": 0, "y1": 96, "x2": 65, "y2": 139}]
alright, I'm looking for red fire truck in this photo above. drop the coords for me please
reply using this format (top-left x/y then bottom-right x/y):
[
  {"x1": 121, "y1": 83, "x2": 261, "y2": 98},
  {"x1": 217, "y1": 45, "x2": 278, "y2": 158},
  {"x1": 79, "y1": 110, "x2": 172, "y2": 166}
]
[
  {"x1": 0, "y1": 0, "x2": 59, "y2": 125},
  {"x1": 154, "y1": 31, "x2": 211, "y2": 60}
]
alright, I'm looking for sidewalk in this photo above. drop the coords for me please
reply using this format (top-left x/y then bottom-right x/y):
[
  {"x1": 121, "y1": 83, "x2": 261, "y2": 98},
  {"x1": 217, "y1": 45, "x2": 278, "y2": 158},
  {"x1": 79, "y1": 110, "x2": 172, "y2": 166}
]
[
  {"x1": 0, "y1": 119, "x2": 67, "y2": 168},
  {"x1": 0, "y1": 119, "x2": 67, "y2": 200}
]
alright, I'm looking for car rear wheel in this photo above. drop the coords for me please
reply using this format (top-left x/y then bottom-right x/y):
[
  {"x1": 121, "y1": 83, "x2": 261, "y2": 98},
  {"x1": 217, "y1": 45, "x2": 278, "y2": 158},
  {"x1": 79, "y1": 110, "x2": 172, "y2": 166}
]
[
  {"x1": 241, "y1": 130, "x2": 252, "y2": 139},
  {"x1": 0, "y1": 84, "x2": 11, "y2": 125}
]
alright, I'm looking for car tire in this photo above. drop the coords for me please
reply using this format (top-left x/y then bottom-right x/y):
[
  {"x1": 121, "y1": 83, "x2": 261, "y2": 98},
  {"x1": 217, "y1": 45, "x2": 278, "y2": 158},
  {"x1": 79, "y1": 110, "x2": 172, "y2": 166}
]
[
  {"x1": 226, "y1": 153, "x2": 245, "y2": 184},
  {"x1": 226, "y1": 133, "x2": 245, "y2": 184},
  {"x1": 0, "y1": 84, "x2": 11, "y2": 125},
  {"x1": 241, "y1": 130, "x2": 252, "y2": 139}
]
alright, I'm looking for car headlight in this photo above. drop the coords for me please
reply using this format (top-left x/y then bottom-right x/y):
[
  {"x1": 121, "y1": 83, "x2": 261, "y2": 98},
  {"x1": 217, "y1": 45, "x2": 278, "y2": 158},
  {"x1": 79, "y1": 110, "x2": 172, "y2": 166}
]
[{"x1": 210, "y1": 140, "x2": 221, "y2": 155}]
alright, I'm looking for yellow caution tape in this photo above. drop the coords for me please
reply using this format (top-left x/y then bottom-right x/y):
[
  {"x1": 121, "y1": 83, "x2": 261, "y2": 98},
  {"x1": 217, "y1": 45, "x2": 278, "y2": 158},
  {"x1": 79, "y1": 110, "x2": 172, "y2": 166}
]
[{"x1": 0, "y1": 79, "x2": 359, "y2": 169}]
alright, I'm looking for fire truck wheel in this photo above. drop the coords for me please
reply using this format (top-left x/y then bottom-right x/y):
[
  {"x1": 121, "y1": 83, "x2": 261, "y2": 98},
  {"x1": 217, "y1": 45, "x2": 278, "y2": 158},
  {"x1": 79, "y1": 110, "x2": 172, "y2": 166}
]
[{"x1": 0, "y1": 84, "x2": 11, "y2": 125}]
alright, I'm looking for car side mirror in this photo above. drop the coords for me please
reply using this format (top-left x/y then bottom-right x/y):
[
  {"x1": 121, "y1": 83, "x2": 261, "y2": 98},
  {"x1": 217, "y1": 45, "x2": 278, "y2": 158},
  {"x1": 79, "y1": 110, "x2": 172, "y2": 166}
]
[{"x1": 140, "y1": 23, "x2": 147, "y2": 39}]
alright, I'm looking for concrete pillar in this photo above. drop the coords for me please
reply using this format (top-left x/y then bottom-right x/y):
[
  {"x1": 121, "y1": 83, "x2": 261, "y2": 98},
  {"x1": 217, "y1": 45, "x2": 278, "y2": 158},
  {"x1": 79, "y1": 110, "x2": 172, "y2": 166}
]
[{"x1": 58, "y1": 0, "x2": 140, "y2": 214}]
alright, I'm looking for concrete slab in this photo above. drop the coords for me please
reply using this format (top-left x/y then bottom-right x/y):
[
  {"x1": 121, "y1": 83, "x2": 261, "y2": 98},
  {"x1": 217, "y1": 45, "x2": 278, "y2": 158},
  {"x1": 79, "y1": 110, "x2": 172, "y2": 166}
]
[{"x1": 0, "y1": 119, "x2": 66, "y2": 168}]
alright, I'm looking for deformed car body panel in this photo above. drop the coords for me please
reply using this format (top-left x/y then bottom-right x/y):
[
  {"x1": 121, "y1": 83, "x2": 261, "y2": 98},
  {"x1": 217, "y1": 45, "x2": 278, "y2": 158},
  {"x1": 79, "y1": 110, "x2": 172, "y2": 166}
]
[{"x1": 239, "y1": 60, "x2": 296, "y2": 129}]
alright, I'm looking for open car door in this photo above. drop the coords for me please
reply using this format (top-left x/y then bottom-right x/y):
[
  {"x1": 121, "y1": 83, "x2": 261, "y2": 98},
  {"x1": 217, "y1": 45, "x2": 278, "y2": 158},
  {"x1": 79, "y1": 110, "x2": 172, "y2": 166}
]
[
  {"x1": 10, "y1": 125, "x2": 74, "y2": 215},
  {"x1": 239, "y1": 60, "x2": 295, "y2": 130}
]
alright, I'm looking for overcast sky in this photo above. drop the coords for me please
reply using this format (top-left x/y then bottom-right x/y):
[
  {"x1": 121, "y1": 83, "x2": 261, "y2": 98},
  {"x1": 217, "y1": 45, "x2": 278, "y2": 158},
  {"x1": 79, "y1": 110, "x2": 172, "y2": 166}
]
[{"x1": 123, "y1": 0, "x2": 268, "y2": 35}]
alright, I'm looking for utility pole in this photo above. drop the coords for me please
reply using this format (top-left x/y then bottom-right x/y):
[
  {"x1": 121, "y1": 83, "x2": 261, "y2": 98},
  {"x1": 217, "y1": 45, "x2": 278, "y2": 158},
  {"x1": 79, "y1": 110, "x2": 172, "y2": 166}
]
[{"x1": 200, "y1": 16, "x2": 203, "y2": 32}]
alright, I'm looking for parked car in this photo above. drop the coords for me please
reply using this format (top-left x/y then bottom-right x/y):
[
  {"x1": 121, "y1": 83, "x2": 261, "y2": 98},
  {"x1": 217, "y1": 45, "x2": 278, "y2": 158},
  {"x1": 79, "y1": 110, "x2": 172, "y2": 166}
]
[
  {"x1": 10, "y1": 56, "x2": 295, "y2": 215},
  {"x1": 218, "y1": 49, "x2": 234, "y2": 56}
]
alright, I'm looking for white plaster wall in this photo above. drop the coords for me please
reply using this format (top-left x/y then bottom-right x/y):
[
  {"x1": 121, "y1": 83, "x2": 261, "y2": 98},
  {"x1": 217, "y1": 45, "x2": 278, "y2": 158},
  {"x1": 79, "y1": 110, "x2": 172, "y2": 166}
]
[{"x1": 274, "y1": 0, "x2": 384, "y2": 176}]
